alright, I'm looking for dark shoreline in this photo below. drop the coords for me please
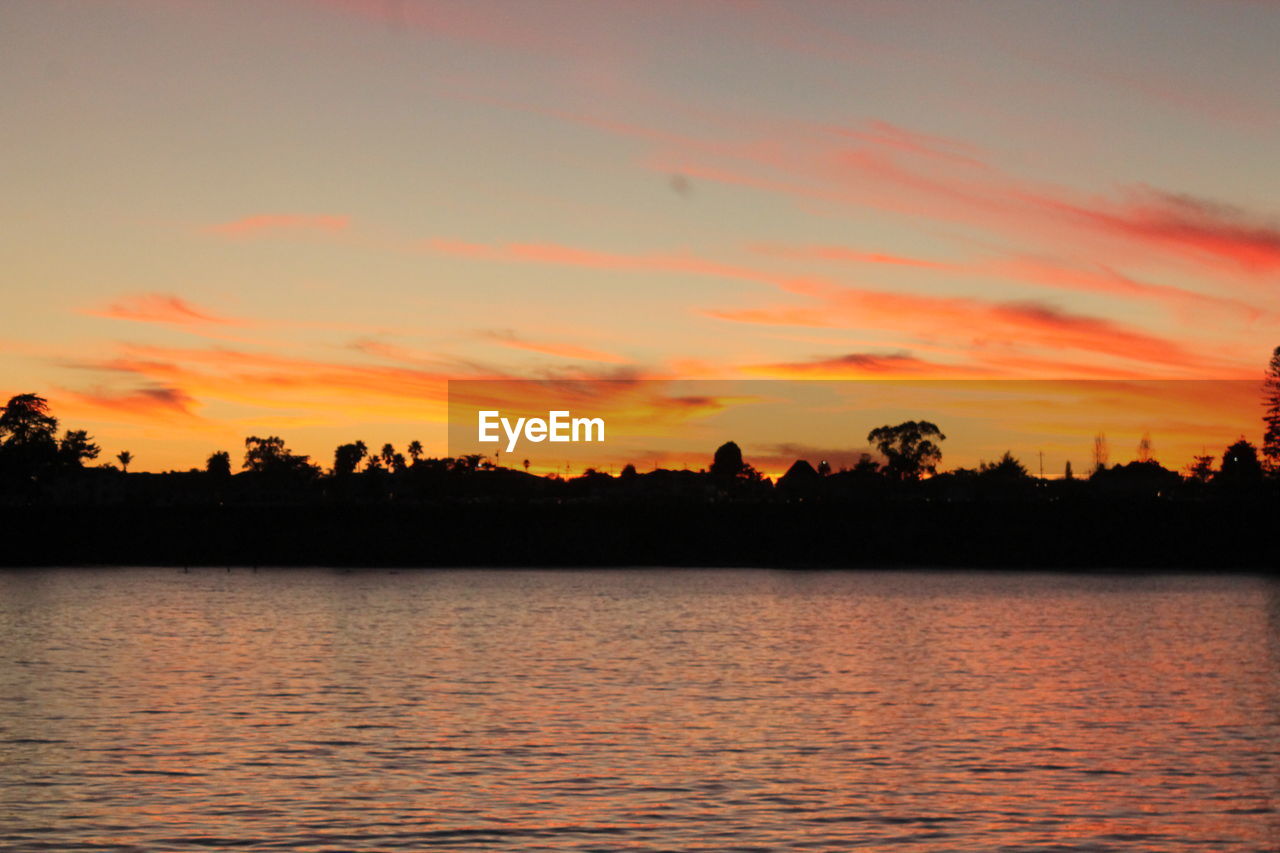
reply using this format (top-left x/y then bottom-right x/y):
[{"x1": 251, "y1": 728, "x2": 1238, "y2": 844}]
[{"x1": 5, "y1": 501, "x2": 1275, "y2": 570}]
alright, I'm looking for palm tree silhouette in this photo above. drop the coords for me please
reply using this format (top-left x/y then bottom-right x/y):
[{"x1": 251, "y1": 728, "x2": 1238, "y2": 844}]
[{"x1": 117, "y1": 450, "x2": 133, "y2": 473}]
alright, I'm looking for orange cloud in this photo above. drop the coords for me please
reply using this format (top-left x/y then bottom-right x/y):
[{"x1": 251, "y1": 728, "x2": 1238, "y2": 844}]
[
  {"x1": 85, "y1": 293, "x2": 243, "y2": 327},
  {"x1": 745, "y1": 243, "x2": 1262, "y2": 319},
  {"x1": 706, "y1": 281, "x2": 1238, "y2": 376},
  {"x1": 749, "y1": 243, "x2": 954, "y2": 270},
  {"x1": 744, "y1": 352, "x2": 987, "y2": 379},
  {"x1": 66, "y1": 343, "x2": 462, "y2": 421},
  {"x1": 1041, "y1": 187, "x2": 1280, "y2": 274},
  {"x1": 422, "y1": 234, "x2": 1252, "y2": 376},
  {"x1": 203, "y1": 214, "x2": 350, "y2": 237},
  {"x1": 55, "y1": 385, "x2": 201, "y2": 422},
  {"x1": 985, "y1": 256, "x2": 1265, "y2": 320}
]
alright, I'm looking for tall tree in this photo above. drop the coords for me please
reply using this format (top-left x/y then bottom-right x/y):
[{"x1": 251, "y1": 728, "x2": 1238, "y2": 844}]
[
  {"x1": 1263, "y1": 345, "x2": 1280, "y2": 470},
  {"x1": 0, "y1": 393, "x2": 58, "y2": 448},
  {"x1": 243, "y1": 436, "x2": 315, "y2": 476},
  {"x1": 979, "y1": 451, "x2": 1029, "y2": 481},
  {"x1": 58, "y1": 430, "x2": 100, "y2": 468},
  {"x1": 866, "y1": 421, "x2": 946, "y2": 481},
  {"x1": 1136, "y1": 432, "x2": 1153, "y2": 464},
  {"x1": 116, "y1": 450, "x2": 133, "y2": 473},
  {"x1": 1217, "y1": 439, "x2": 1263, "y2": 485},
  {"x1": 709, "y1": 441, "x2": 745, "y2": 483},
  {"x1": 1092, "y1": 433, "x2": 1109, "y2": 474},
  {"x1": 206, "y1": 450, "x2": 232, "y2": 478},
  {"x1": 1186, "y1": 454, "x2": 1215, "y2": 484},
  {"x1": 244, "y1": 436, "x2": 287, "y2": 472},
  {"x1": 333, "y1": 441, "x2": 368, "y2": 477},
  {"x1": 407, "y1": 440, "x2": 423, "y2": 464}
]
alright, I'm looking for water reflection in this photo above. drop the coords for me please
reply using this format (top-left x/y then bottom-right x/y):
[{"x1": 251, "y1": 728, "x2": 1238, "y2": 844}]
[{"x1": 0, "y1": 569, "x2": 1276, "y2": 850}]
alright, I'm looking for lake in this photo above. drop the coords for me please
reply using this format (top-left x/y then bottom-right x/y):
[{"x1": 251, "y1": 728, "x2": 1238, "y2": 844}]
[{"x1": 0, "y1": 569, "x2": 1276, "y2": 851}]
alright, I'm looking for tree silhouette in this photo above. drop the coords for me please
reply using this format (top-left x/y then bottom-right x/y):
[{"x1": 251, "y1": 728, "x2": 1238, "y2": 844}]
[
  {"x1": 708, "y1": 440, "x2": 765, "y2": 487},
  {"x1": 851, "y1": 453, "x2": 880, "y2": 475},
  {"x1": 374, "y1": 443, "x2": 409, "y2": 472},
  {"x1": 0, "y1": 394, "x2": 61, "y2": 479},
  {"x1": 450, "y1": 454, "x2": 484, "y2": 472},
  {"x1": 333, "y1": 441, "x2": 368, "y2": 477},
  {"x1": 3, "y1": 387, "x2": 1278, "y2": 531},
  {"x1": 710, "y1": 441, "x2": 744, "y2": 482},
  {"x1": 0, "y1": 393, "x2": 58, "y2": 448},
  {"x1": 1186, "y1": 454, "x2": 1215, "y2": 483},
  {"x1": 980, "y1": 451, "x2": 1029, "y2": 481},
  {"x1": 1217, "y1": 439, "x2": 1263, "y2": 485},
  {"x1": 58, "y1": 430, "x2": 100, "y2": 468},
  {"x1": 1264, "y1": 345, "x2": 1280, "y2": 471},
  {"x1": 1092, "y1": 433, "x2": 1109, "y2": 474},
  {"x1": 207, "y1": 450, "x2": 232, "y2": 478},
  {"x1": 244, "y1": 436, "x2": 285, "y2": 472},
  {"x1": 1137, "y1": 432, "x2": 1153, "y2": 464},
  {"x1": 243, "y1": 436, "x2": 315, "y2": 477},
  {"x1": 867, "y1": 421, "x2": 945, "y2": 481}
]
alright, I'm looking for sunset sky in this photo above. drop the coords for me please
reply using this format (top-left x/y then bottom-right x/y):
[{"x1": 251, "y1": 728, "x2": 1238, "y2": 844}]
[{"x1": 3, "y1": 1, "x2": 1279, "y2": 473}]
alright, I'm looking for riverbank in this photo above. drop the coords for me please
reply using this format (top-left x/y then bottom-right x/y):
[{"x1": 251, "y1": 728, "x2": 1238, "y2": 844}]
[{"x1": 3, "y1": 500, "x2": 1274, "y2": 569}]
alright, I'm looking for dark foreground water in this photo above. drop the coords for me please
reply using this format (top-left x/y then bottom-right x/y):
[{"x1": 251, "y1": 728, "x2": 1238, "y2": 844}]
[{"x1": 0, "y1": 570, "x2": 1277, "y2": 852}]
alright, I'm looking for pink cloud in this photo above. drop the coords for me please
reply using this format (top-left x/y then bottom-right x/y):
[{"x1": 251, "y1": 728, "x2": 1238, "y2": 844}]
[
  {"x1": 1038, "y1": 187, "x2": 1280, "y2": 274},
  {"x1": 421, "y1": 234, "x2": 1253, "y2": 375},
  {"x1": 573, "y1": 109, "x2": 1280, "y2": 279}
]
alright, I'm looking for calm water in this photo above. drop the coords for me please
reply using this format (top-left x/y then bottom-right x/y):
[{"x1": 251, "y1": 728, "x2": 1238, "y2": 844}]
[{"x1": 0, "y1": 569, "x2": 1277, "y2": 852}]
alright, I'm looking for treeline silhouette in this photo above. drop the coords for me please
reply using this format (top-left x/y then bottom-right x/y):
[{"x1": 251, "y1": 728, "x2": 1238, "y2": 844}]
[
  {"x1": 1, "y1": 397, "x2": 1276, "y2": 508},
  {"x1": 2, "y1": 346, "x2": 1279, "y2": 569}
]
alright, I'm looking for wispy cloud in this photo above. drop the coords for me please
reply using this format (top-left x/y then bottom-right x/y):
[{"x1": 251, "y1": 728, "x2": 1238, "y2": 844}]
[
  {"x1": 63, "y1": 343, "x2": 461, "y2": 421},
  {"x1": 421, "y1": 237, "x2": 778, "y2": 283},
  {"x1": 1041, "y1": 186, "x2": 1280, "y2": 274},
  {"x1": 748, "y1": 243, "x2": 954, "y2": 270},
  {"x1": 747, "y1": 243, "x2": 1266, "y2": 319},
  {"x1": 479, "y1": 329, "x2": 631, "y2": 364},
  {"x1": 706, "y1": 282, "x2": 1234, "y2": 376},
  {"x1": 202, "y1": 214, "x2": 350, "y2": 238},
  {"x1": 55, "y1": 385, "x2": 202, "y2": 422},
  {"x1": 572, "y1": 108, "x2": 1280, "y2": 279},
  {"x1": 84, "y1": 293, "x2": 244, "y2": 327},
  {"x1": 744, "y1": 351, "x2": 984, "y2": 379},
  {"x1": 422, "y1": 234, "x2": 1253, "y2": 376}
]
